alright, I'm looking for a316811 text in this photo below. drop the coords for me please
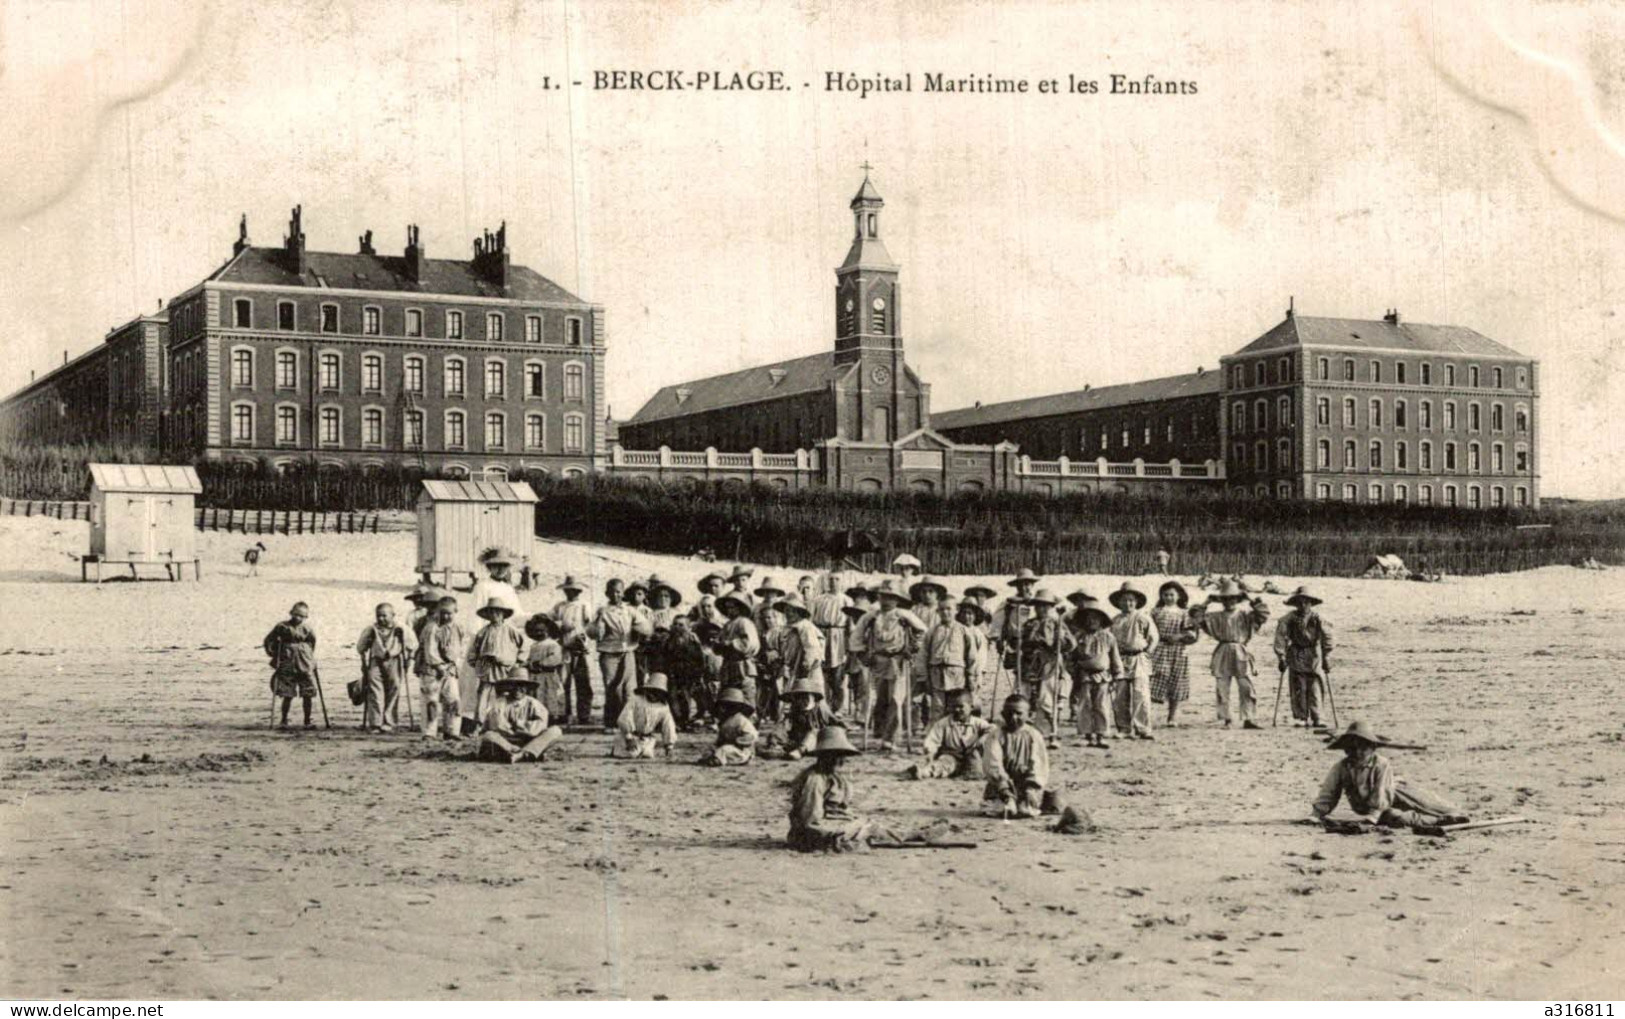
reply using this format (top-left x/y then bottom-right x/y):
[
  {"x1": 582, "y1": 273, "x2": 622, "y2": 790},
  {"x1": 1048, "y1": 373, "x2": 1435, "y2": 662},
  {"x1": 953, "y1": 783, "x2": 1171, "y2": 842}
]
[{"x1": 1545, "y1": 1006, "x2": 1614, "y2": 1017}]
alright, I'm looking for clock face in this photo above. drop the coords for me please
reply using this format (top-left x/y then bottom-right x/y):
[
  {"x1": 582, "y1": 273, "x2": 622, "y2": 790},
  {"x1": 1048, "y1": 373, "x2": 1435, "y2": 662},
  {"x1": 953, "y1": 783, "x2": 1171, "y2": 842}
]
[
  {"x1": 872, "y1": 297, "x2": 886, "y2": 311},
  {"x1": 844, "y1": 298, "x2": 854, "y2": 312},
  {"x1": 871, "y1": 366, "x2": 892, "y2": 384}
]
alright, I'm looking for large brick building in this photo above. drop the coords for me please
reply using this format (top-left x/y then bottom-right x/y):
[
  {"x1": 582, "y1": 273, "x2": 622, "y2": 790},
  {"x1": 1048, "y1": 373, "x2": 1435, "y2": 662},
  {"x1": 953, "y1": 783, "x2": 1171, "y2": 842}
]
[
  {"x1": 0, "y1": 209, "x2": 607, "y2": 480},
  {"x1": 934, "y1": 306, "x2": 1541, "y2": 508}
]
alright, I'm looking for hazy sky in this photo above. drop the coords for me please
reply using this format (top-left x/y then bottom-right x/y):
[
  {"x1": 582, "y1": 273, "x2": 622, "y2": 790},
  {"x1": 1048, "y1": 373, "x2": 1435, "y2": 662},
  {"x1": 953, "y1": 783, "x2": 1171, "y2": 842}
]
[{"x1": 2, "y1": 0, "x2": 1621, "y2": 496}]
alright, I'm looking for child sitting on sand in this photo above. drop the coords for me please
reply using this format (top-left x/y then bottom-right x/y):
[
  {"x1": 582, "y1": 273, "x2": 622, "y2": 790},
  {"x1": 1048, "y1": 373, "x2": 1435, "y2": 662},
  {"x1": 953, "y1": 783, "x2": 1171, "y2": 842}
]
[
  {"x1": 909, "y1": 688, "x2": 993, "y2": 779},
  {"x1": 478, "y1": 675, "x2": 562, "y2": 764},
  {"x1": 984, "y1": 694, "x2": 1050, "y2": 819},
  {"x1": 700, "y1": 687, "x2": 759, "y2": 766},
  {"x1": 1312, "y1": 722, "x2": 1469, "y2": 830},
  {"x1": 264, "y1": 601, "x2": 318, "y2": 730},
  {"x1": 615, "y1": 673, "x2": 679, "y2": 759}
]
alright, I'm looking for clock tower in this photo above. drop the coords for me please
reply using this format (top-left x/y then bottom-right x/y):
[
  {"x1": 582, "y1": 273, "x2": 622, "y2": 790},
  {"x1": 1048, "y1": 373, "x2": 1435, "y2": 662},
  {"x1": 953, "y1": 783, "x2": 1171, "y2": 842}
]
[{"x1": 832, "y1": 168, "x2": 920, "y2": 444}]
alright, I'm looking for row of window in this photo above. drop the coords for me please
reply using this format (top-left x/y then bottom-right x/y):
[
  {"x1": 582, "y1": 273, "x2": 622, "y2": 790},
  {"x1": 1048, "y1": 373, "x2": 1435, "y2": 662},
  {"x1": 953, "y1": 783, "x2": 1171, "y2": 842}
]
[
  {"x1": 1080, "y1": 414, "x2": 1206, "y2": 452},
  {"x1": 229, "y1": 348, "x2": 587, "y2": 401},
  {"x1": 229, "y1": 403, "x2": 587, "y2": 453},
  {"x1": 230, "y1": 298, "x2": 586, "y2": 346},
  {"x1": 1315, "y1": 481, "x2": 1528, "y2": 508},
  {"x1": 1232, "y1": 355, "x2": 1530, "y2": 391},
  {"x1": 1230, "y1": 395, "x2": 1533, "y2": 435},
  {"x1": 1301, "y1": 438, "x2": 1530, "y2": 473}
]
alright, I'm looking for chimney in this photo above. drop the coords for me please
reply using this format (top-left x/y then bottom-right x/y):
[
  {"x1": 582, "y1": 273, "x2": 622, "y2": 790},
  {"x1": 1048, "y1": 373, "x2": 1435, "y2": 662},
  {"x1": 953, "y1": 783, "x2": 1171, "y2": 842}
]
[
  {"x1": 1196, "y1": 365, "x2": 1205, "y2": 376},
  {"x1": 358, "y1": 229, "x2": 375, "y2": 256},
  {"x1": 404, "y1": 224, "x2": 427, "y2": 281},
  {"x1": 283, "y1": 204, "x2": 307, "y2": 274},
  {"x1": 63, "y1": 350, "x2": 68, "y2": 365},
  {"x1": 1286, "y1": 295, "x2": 1295, "y2": 319},
  {"x1": 1384, "y1": 308, "x2": 1400, "y2": 324},
  {"x1": 233, "y1": 213, "x2": 250, "y2": 256},
  {"x1": 472, "y1": 221, "x2": 510, "y2": 289}
]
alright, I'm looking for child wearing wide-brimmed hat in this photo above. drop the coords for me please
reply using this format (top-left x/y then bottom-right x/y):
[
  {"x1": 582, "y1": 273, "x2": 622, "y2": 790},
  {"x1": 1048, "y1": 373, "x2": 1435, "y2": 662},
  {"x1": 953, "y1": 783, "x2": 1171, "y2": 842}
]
[
  {"x1": 588, "y1": 578, "x2": 654, "y2": 733},
  {"x1": 786, "y1": 726, "x2": 869, "y2": 852},
  {"x1": 477, "y1": 674, "x2": 563, "y2": 764},
  {"x1": 1018, "y1": 590, "x2": 1076, "y2": 737},
  {"x1": 615, "y1": 673, "x2": 679, "y2": 759},
  {"x1": 467, "y1": 592, "x2": 527, "y2": 725},
  {"x1": 1066, "y1": 594, "x2": 1121, "y2": 749},
  {"x1": 700, "y1": 687, "x2": 759, "y2": 766},
  {"x1": 1191, "y1": 578, "x2": 1272, "y2": 730},
  {"x1": 1149, "y1": 581, "x2": 1197, "y2": 726},
  {"x1": 714, "y1": 592, "x2": 762, "y2": 704},
  {"x1": 470, "y1": 546, "x2": 522, "y2": 622},
  {"x1": 1273, "y1": 586, "x2": 1335, "y2": 728},
  {"x1": 992, "y1": 568, "x2": 1042, "y2": 673},
  {"x1": 782, "y1": 675, "x2": 841, "y2": 760},
  {"x1": 1312, "y1": 722, "x2": 1468, "y2": 829},
  {"x1": 1107, "y1": 581, "x2": 1160, "y2": 740},
  {"x1": 856, "y1": 580, "x2": 928, "y2": 751}
]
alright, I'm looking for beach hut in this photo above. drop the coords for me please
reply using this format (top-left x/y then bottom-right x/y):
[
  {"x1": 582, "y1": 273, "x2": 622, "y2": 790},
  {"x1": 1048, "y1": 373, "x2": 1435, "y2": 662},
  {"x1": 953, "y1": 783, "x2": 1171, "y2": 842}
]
[
  {"x1": 84, "y1": 463, "x2": 204, "y2": 582},
  {"x1": 416, "y1": 479, "x2": 538, "y2": 588}
]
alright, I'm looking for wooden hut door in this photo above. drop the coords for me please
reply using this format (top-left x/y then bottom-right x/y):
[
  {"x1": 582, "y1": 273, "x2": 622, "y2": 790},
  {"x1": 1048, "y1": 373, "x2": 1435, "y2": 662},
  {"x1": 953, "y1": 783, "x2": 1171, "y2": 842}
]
[
  {"x1": 152, "y1": 497, "x2": 179, "y2": 559},
  {"x1": 124, "y1": 496, "x2": 155, "y2": 560}
]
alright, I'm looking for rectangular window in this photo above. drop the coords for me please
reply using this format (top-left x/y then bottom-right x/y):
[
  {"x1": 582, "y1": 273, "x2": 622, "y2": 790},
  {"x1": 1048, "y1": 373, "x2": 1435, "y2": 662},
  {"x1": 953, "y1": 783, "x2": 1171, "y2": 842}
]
[
  {"x1": 1492, "y1": 445, "x2": 1504, "y2": 472},
  {"x1": 1368, "y1": 484, "x2": 1382, "y2": 503},
  {"x1": 1445, "y1": 486, "x2": 1458, "y2": 507},
  {"x1": 1516, "y1": 448, "x2": 1529, "y2": 473},
  {"x1": 233, "y1": 405, "x2": 253, "y2": 442},
  {"x1": 1143, "y1": 424, "x2": 1151, "y2": 445},
  {"x1": 1342, "y1": 441, "x2": 1355, "y2": 469},
  {"x1": 526, "y1": 316, "x2": 542, "y2": 343},
  {"x1": 1516, "y1": 486, "x2": 1528, "y2": 507},
  {"x1": 568, "y1": 318, "x2": 583, "y2": 346},
  {"x1": 363, "y1": 307, "x2": 381, "y2": 335},
  {"x1": 1316, "y1": 398, "x2": 1330, "y2": 426},
  {"x1": 1370, "y1": 360, "x2": 1381, "y2": 383},
  {"x1": 1444, "y1": 402, "x2": 1457, "y2": 430},
  {"x1": 276, "y1": 351, "x2": 297, "y2": 390},
  {"x1": 1395, "y1": 401, "x2": 1407, "y2": 428},
  {"x1": 1278, "y1": 396, "x2": 1291, "y2": 429},
  {"x1": 1517, "y1": 368, "x2": 1528, "y2": 389},
  {"x1": 526, "y1": 415, "x2": 545, "y2": 449},
  {"x1": 1369, "y1": 441, "x2": 1382, "y2": 469},
  {"x1": 1445, "y1": 443, "x2": 1457, "y2": 470},
  {"x1": 1369, "y1": 399, "x2": 1382, "y2": 428},
  {"x1": 1316, "y1": 483, "x2": 1331, "y2": 500},
  {"x1": 1396, "y1": 442, "x2": 1408, "y2": 470},
  {"x1": 564, "y1": 415, "x2": 584, "y2": 452},
  {"x1": 1421, "y1": 401, "x2": 1433, "y2": 429},
  {"x1": 1469, "y1": 445, "x2": 1481, "y2": 471},
  {"x1": 1470, "y1": 366, "x2": 1480, "y2": 388},
  {"x1": 1421, "y1": 443, "x2": 1432, "y2": 471},
  {"x1": 320, "y1": 407, "x2": 340, "y2": 445},
  {"x1": 405, "y1": 358, "x2": 424, "y2": 395},
  {"x1": 485, "y1": 360, "x2": 506, "y2": 398},
  {"x1": 527, "y1": 363, "x2": 545, "y2": 398},
  {"x1": 1343, "y1": 360, "x2": 1355, "y2": 382},
  {"x1": 1468, "y1": 486, "x2": 1481, "y2": 509},
  {"x1": 279, "y1": 302, "x2": 296, "y2": 331},
  {"x1": 406, "y1": 309, "x2": 423, "y2": 337},
  {"x1": 1422, "y1": 363, "x2": 1432, "y2": 385},
  {"x1": 363, "y1": 408, "x2": 383, "y2": 447},
  {"x1": 1395, "y1": 484, "x2": 1408, "y2": 505},
  {"x1": 488, "y1": 313, "x2": 504, "y2": 342},
  {"x1": 1165, "y1": 420, "x2": 1173, "y2": 442},
  {"x1": 1100, "y1": 427, "x2": 1108, "y2": 450},
  {"x1": 486, "y1": 413, "x2": 505, "y2": 450},
  {"x1": 319, "y1": 352, "x2": 340, "y2": 391},
  {"x1": 564, "y1": 364, "x2": 584, "y2": 401},
  {"x1": 1317, "y1": 357, "x2": 1329, "y2": 381},
  {"x1": 232, "y1": 350, "x2": 253, "y2": 388},
  {"x1": 1121, "y1": 427, "x2": 1130, "y2": 449},
  {"x1": 320, "y1": 305, "x2": 338, "y2": 333},
  {"x1": 1446, "y1": 365, "x2": 1456, "y2": 387},
  {"x1": 1397, "y1": 362, "x2": 1407, "y2": 385},
  {"x1": 1342, "y1": 399, "x2": 1355, "y2": 428},
  {"x1": 363, "y1": 355, "x2": 382, "y2": 393},
  {"x1": 233, "y1": 299, "x2": 252, "y2": 328},
  {"x1": 405, "y1": 410, "x2": 424, "y2": 448},
  {"x1": 1316, "y1": 440, "x2": 1330, "y2": 469},
  {"x1": 276, "y1": 406, "x2": 297, "y2": 444},
  {"x1": 446, "y1": 413, "x2": 465, "y2": 449},
  {"x1": 1492, "y1": 486, "x2": 1505, "y2": 508},
  {"x1": 1232, "y1": 401, "x2": 1246, "y2": 433},
  {"x1": 1343, "y1": 484, "x2": 1356, "y2": 502},
  {"x1": 1491, "y1": 405, "x2": 1504, "y2": 431},
  {"x1": 447, "y1": 311, "x2": 464, "y2": 340},
  {"x1": 1253, "y1": 362, "x2": 1264, "y2": 387},
  {"x1": 1420, "y1": 485, "x2": 1433, "y2": 506},
  {"x1": 1493, "y1": 367, "x2": 1503, "y2": 389},
  {"x1": 445, "y1": 360, "x2": 465, "y2": 397}
]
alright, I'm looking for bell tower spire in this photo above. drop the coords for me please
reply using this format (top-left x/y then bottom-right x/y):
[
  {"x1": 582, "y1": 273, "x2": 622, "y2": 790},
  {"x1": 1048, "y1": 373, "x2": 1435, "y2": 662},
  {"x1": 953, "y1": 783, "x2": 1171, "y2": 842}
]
[{"x1": 833, "y1": 166, "x2": 900, "y2": 367}]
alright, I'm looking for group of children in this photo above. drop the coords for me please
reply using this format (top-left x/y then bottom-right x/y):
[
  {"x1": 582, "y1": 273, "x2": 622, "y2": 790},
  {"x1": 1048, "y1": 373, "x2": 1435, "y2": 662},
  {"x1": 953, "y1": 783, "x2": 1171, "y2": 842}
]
[{"x1": 259, "y1": 549, "x2": 1477, "y2": 851}]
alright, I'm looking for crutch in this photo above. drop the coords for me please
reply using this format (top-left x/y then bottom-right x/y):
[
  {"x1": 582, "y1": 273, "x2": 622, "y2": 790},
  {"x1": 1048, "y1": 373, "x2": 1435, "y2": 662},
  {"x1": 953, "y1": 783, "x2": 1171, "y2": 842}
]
[
  {"x1": 398, "y1": 651, "x2": 416, "y2": 730},
  {"x1": 899, "y1": 657, "x2": 913, "y2": 754},
  {"x1": 311, "y1": 663, "x2": 332, "y2": 729},
  {"x1": 1271, "y1": 666, "x2": 1286, "y2": 727},
  {"x1": 860, "y1": 663, "x2": 874, "y2": 752},
  {"x1": 269, "y1": 692, "x2": 279, "y2": 729},
  {"x1": 1321, "y1": 666, "x2": 1340, "y2": 730}
]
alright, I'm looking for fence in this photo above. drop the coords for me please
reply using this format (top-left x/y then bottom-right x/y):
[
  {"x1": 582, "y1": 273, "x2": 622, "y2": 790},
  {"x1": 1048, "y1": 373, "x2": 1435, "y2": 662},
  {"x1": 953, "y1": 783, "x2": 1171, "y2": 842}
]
[
  {"x1": 0, "y1": 498, "x2": 91, "y2": 520},
  {"x1": 194, "y1": 508, "x2": 406, "y2": 535}
]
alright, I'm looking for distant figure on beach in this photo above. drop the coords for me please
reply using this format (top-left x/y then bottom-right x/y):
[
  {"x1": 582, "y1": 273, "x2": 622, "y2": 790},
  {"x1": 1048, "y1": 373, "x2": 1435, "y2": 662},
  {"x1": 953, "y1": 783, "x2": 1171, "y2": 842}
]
[{"x1": 243, "y1": 541, "x2": 266, "y2": 577}]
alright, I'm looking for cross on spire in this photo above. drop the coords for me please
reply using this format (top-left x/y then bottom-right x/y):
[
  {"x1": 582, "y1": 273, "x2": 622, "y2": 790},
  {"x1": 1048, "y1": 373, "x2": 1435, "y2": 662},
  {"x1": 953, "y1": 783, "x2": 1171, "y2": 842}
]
[{"x1": 859, "y1": 160, "x2": 874, "y2": 176}]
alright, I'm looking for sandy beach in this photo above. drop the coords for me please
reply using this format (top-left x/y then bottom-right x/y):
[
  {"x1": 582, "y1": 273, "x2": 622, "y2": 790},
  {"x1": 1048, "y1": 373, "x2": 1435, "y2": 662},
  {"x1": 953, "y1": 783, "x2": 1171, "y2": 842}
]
[{"x1": 0, "y1": 514, "x2": 1621, "y2": 999}]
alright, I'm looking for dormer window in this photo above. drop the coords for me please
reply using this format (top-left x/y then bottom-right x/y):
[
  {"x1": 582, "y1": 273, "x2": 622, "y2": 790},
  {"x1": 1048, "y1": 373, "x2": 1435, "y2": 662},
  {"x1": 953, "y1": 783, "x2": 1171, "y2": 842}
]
[
  {"x1": 675, "y1": 387, "x2": 692, "y2": 405},
  {"x1": 767, "y1": 368, "x2": 788, "y2": 387}
]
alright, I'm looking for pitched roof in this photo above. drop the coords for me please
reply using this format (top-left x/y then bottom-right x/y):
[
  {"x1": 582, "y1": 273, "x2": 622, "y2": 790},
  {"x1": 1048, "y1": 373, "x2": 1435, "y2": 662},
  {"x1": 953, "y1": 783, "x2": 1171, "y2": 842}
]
[
  {"x1": 419, "y1": 479, "x2": 538, "y2": 503},
  {"x1": 932, "y1": 370, "x2": 1222, "y2": 431},
  {"x1": 209, "y1": 247, "x2": 586, "y2": 304},
  {"x1": 88, "y1": 463, "x2": 202, "y2": 495},
  {"x1": 1235, "y1": 315, "x2": 1526, "y2": 357},
  {"x1": 628, "y1": 352, "x2": 848, "y2": 425}
]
